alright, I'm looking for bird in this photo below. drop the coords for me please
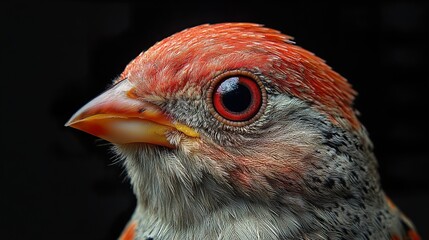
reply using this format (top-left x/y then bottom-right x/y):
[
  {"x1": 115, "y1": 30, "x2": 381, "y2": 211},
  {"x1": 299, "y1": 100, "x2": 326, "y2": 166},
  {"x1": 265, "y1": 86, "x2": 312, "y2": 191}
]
[{"x1": 66, "y1": 23, "x2": 420, "y2": 240}]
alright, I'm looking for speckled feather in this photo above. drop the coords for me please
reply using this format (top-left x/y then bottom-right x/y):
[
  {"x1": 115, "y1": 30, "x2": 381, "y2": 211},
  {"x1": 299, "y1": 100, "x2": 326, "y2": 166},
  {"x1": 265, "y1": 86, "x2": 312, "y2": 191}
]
[{"x1": 111, "y1": 23, "x2": 420, "y2": 239}]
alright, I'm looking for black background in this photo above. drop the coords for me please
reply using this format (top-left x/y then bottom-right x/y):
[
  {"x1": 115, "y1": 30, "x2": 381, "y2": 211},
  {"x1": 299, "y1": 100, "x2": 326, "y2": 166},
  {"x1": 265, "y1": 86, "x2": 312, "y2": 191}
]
[{"x1": 1, "y1": 2, "x2": 428, "y2": 239}]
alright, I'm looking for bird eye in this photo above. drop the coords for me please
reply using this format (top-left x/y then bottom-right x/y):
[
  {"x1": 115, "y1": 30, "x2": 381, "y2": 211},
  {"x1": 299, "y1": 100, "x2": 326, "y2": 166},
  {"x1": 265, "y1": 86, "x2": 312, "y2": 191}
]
[{"x1": 207, "y1": 70, "x2": 267, "y2": 126}]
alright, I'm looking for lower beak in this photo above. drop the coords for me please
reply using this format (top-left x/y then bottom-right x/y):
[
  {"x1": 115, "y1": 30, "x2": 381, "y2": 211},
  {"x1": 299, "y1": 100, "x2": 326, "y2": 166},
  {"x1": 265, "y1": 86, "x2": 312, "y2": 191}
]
[{"x1": 65, "y1": 79, "x2": 199, "y2": 148}]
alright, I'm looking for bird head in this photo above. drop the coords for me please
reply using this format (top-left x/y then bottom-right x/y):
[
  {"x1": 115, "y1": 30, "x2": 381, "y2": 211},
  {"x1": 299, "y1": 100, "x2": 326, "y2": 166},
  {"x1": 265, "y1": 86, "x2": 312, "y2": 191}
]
[{"x1": 67, "y1": 23, "x2": 376, "y2": 227}]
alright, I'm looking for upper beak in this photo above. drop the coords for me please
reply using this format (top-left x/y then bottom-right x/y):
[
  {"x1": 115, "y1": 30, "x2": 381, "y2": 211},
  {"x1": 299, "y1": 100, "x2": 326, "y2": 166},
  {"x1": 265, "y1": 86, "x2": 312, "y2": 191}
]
[{"x1": 65, "y1": 79, "x2": 199, "y2": 148}]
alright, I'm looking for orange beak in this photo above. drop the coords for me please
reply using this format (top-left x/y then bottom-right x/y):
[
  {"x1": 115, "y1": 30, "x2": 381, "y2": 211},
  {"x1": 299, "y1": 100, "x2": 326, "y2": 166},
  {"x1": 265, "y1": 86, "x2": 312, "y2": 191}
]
[{"x1": 65, "y1": 79, "x2": 199, "y2": 148}]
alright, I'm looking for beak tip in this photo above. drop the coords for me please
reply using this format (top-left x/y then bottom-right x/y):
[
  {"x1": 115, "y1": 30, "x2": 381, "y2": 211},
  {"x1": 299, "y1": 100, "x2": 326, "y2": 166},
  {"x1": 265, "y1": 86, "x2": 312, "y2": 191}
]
[
  {"x1": 64, "y1": 117, "x2": 78, "y2": 127},
  {"x1": 64, "y1": 119, "x2": 72, "y2": 127},
  {"x1": 65, "y1": 110, "x2": 85, "y2": 128}
]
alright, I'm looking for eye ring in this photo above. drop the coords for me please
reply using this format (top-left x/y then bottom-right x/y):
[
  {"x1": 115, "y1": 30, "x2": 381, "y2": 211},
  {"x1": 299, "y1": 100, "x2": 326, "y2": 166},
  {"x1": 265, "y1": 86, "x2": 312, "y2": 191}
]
[{"x1": 207, "y1": 70, "x2": 267, "y2": 127}]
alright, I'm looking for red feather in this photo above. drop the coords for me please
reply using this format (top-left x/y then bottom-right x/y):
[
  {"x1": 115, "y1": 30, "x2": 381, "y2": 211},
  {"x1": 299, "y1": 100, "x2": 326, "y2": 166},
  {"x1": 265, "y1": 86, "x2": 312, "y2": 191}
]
[{"x1": 120, "y1": 23, "x2": 359, "y2": 130}]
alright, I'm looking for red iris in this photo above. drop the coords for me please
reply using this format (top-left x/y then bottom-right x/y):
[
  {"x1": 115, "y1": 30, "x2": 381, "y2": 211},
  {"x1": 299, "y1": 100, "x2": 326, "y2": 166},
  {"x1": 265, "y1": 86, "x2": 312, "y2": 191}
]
[{"x1": 212, "y1": 76, "x2": 262, "y2": 121}]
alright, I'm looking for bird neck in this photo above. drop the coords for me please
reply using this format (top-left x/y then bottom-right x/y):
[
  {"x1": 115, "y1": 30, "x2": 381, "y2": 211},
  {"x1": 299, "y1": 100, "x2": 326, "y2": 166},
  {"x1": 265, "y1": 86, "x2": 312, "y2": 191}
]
[
  {"x1": 117, "y1": 144, "x2": 231, "y2": 226},
  {"x1": 114, "y1": 125, "x2": 387, "y2": 239}
]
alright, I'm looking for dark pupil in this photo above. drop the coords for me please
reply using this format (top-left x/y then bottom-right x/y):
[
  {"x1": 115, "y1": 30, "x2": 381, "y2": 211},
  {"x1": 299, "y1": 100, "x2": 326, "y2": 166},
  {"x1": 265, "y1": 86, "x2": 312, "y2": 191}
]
[{"x1": 218, "y1": 77, "x2": 252, "y2": 113}]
